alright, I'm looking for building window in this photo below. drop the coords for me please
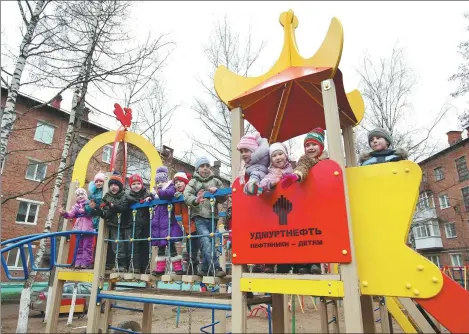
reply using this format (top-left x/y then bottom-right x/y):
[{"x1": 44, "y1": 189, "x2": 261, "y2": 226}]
[
  {"x1": 412, "y1": 221, "x2": 440, "y2": 239},
  {"x1": 16, "y1": 200, "x2": 40, "y2": 225},
  {"x1": 462, "y1": 186, "x2": 469, "y2": 212},
  {"x1": 450, "y1": 253, "x2": 463, "y2": 267},
  {"x1": 34, "y1": 121, "x2": 55, "y2": 145},
  {"x1": 455, "y1": 156, "x2": 469, "y2": 182},
  {"x1": 444, "y1": 222, "x2": 457, "y2": 239},
  {"x1": 4, "y1": 245, "x2": 32, "y2": 270},
  {"x1": 417, "y1": 191, "x2": 434, "y2": 211},
  {"x1": 25, "y1": 159, "x2": 47, "y2": 182},
  {"x1": 426, "y1": 255, "x2": 441, "y2": 268},
  {"x1": 433, "y1": 167, "x2": 444, "y2": 181},
  {"x1": 102, "y1": 146, "x2": 112, "y2": 164},
  {"x1": 438, "y1": 194, "x2": 450, "y2": 209}
]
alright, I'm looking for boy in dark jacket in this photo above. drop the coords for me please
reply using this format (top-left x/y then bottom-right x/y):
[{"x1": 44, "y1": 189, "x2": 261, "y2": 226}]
[
  {"x1": 359, "y1": 128, "x2": 408, "y2": 166},
  {"x1": 126, "y1": 173, "x2": 153, "y2": 274},
  {"x1": 90, "y1": 171, "x2": 132, "y2": 272}
]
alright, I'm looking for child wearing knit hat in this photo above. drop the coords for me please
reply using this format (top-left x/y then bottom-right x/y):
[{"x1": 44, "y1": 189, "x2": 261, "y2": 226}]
[
  {"x1": 281, "y1": 128, "x2": 326, "y2": 189},
  {"x1": 59, "y1": 188, "x2": 95, "y2": 269},
  {"x1": 89, "y1": 171, "x2": 133, "y2": 271},
  {"x1": 259, "y1": 142, "x2": 293, "y2": 192},
  {"x1": 172, "y1": 171, "x2": 200, "y2": 274},
  {"x1": 184, "y1": 157, "x2": 228, "y2": 277},
  {"x1": 86, "y1": 171, "x2": 106, "y2": 230},
  {"x1": 151, "y1": 166, "x2": 184, "y2": 276},
  {"x1": 359, "y1": 127, "x2": 408, "y2": 166},
  {"x1": 125, "y1": 173, "x2": 153, "y2": 274},
  {"x1": 236, "y1": 131, "x2": 270, "y2": 195}
]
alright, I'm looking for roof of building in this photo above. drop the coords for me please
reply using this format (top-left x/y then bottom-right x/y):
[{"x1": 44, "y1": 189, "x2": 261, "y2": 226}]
[
  {"x1": 1, "y1": 86, "x2": 231, "y2": 183},
  {"x1": 418, "y1": 137, "x2": 469, "y2": 165}
]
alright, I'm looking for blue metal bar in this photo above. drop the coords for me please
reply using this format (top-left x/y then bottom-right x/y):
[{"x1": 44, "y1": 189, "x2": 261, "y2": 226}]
[
  {"x1": 29, "y1": 237, "x2": 55, "y2": 271},
  {"x1": 129, "y1": 188, "x2": 232, "y2": 209},
  {"x1": 111, "y1": 304, "x2": 143, "y2": 312},
  {"x1": 1, "y1": 233, "x2": 44, "y2": 246},
  {"x1": 108, "y1": 326, "x2": 139, "y2": 334},
  {"x1": 267, "y1": 304, "x2": 272, "y2": 334},
  {"x1": 97, "y1": 293, "x2": 231, "y2": 311},
  {"x1": 328, "y1": 316, "x2": 337, "y2": 325}
]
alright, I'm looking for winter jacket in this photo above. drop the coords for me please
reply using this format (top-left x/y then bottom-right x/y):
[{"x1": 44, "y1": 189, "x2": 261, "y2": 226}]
[
  {"x1": 127, "y1": 187, "x2": 153, "y2": 228},
  {"x1": 359, "y1": 148, "x2": 408, "y2": 166},
  {"x1": 239, "y1": 137, "x2": 270, "y2": 185},
  {"x1": 85, "y1": 181, "x2": 103, "y2": 230},
  {"x1": 260, "y1": 162, "x2": 294, "y2": 191},
  {"x1": 294, "y1": 154, "x2": 320, "y2": 183},
  {"x1": 151, "y1": 181, "x2": 183, "y2": 247},
  {"x1": 91, "y1": 190, "x2": 132, "y2": 228},
  {"x1": 63, "y1": 199, "x2": 94, "y2": 232},
  {"x1": 184, "y1": 171, "x2": 227, "y2": 219},
  {"x1": 174, "y1": 201, "x2": 195, "y2": 234}
]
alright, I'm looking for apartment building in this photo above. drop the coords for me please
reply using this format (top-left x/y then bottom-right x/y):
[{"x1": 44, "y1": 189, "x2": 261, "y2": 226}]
[
  {"x1": 1, "y1": 87, "x2": 226, "y2": 281},
  {"x1": 411, "y1": 129, "x2": 469, "y2": 270}
]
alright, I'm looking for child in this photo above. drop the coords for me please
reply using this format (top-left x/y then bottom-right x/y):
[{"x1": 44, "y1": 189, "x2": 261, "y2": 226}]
[
  {"x1": 259, "y1": 142, "x2": 293, "y2": 192},
  {"x1": 172, "y1": 171, "x2": 200, "y2": 275},
  {"x1": 281, "y1": 127, "x2": 325, "y2": 188},
  {"x1": 359, "y1": 128, "x2": 408, "y2": 166},
  {"x1": 126, "y1": 173, "x2": 153, "y2": 274},
  {"x1": 90, "y1": 171, "x2": 132, "y2": 271},
  {"x1": 151, "y1": 166, "x2": 184, "y2": 276},
  {"x1": 184, "y1": 157, "x2": 228, "y2": 277},
  {"x1": 59, "y1": 188, "x2": 95, "y2": 269},
  {"x1": 86, "y1": 171, "x2": 105, "y2": 230},
  {"x1": 237, "y1": 131, "x2": 270, "y2": 195}
]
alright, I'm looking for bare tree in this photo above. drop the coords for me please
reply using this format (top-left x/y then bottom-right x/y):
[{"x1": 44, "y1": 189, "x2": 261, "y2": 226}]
[
  {"x1": 189, "y1": 15, "x2": 266, "y2": 175},
  {"x1": 0, "y1": 0, "x2": 54, "y2": 166},
  {"x1": 450, "y1": 12, "x2": 469, "y2": 126},
  {"x1": 356, "y1": 44, "x2": 451, "y2": 162}
]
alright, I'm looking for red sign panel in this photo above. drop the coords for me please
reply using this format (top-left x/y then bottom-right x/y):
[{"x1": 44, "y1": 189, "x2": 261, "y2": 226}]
[{"x1": 232, "y1": 159, "x2": 352, "y2": 264}]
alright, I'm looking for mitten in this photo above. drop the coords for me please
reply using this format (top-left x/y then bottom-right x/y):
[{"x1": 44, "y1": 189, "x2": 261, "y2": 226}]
[{"x1": 281, "y1": 173, "x2": 299, "y2": 189}]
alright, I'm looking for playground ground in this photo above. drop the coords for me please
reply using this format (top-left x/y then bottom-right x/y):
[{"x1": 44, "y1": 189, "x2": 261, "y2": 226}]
[{"x1": 0, "y1": 298, "x2": 416, "y2": 333}]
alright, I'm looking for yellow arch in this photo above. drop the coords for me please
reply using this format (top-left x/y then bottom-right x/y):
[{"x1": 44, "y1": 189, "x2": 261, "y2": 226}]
[{"x1": 72, "y1": 131, "x2": 162, "y2": 189}]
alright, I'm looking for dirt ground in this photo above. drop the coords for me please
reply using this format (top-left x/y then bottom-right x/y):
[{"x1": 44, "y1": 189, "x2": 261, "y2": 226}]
[{"x1": 1, "y1": 298, "x2": 407, "y2": 333}]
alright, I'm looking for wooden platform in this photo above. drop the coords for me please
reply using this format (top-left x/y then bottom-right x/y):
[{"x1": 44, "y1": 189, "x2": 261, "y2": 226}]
[{"x1": 109, "y1": 272, "x2": 158, "y2": 282}]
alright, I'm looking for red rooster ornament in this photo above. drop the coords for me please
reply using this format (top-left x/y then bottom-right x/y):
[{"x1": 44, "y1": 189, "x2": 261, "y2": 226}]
[{"x1": 113, "y1": 103, "x2": 132, "y2": 128}]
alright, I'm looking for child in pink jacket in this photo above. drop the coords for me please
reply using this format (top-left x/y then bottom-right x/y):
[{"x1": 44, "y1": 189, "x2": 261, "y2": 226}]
[{"x1": 59, "y1": 188, "x2": 95, "y2": 269}]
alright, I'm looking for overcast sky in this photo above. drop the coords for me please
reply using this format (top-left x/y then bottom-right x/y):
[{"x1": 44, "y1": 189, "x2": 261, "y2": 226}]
[{"x1": 1, "y1": 1, "x2": 468, "y2": 165}]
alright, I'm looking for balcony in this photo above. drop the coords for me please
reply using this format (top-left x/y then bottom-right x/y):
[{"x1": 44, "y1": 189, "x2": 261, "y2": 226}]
[
  {"x1": 414, "y1": 236, "x2": 443, "y2": 250},
  {"x1": 413, "y1": 207, "x2": 438, "y2": 222}
]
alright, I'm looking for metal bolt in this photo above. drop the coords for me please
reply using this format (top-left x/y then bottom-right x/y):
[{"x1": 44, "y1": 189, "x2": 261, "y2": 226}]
[
  {"x1": 328, "y1": 290, "x2": 332, "y2": 294},
  {"x1": 334, "y1": 171, "x2": 339, "y2": 176},
  {"x1": 322, "y1": 80, "x2": 331, "y2": 91},
  {"x1": 232, "y1": 188, "x2": 237, "y2": 192},
  {"x1": 405, "y1": 168, "x2": 410, "y2": 173},
  {"x1": 362, "y1": 281, "x2": 368, "y2": 287},
  {"x1": 328, "y1": 282, "x2": 332, "y2": 286},
  {"x1": 417, "y1": 265, "x2": 424, "y2": 271},
  {"x1": 406, "y1": 283, "x2": 412, "y2": 289},
  {"x1": 413, "y1": 290, "x2": 420, "y2": 296},
  {"x1": 432, "y1": 277, "x2": 438, "y2": 283},
  {"x1": 233, "y1": 253, "x2": 237, "y2": 258},
  {"x1": 342, "y1": 249, "x2": 348, "y2": 255},
  {"x1": 392, "y1": 170, "x2": 397, "y2": 174}
]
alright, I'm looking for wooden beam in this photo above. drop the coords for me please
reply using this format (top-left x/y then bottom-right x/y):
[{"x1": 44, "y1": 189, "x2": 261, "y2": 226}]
[
  {"x1": 269, "y1": 82, "x2": 293, "y2": 144},
  {"x1": 321, "y1": 79, "x2": 364, "y2": 333}
]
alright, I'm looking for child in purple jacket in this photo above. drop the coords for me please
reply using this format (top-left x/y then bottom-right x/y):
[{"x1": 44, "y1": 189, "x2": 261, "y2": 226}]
[
  {"x1": 59, "y1": 188, "x2": 95, "y2": 269},
  {"x1": 151, "y1": 166, "x2": 183, "y2": 276}
]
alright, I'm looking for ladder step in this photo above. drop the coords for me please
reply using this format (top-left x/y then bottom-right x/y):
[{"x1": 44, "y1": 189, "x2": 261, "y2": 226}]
[
  {"x1": 202, "y1": 275, "x2": 232, "y2": 285},
  {"x1": 109, "y1": 272, "x2": 159, "y2": 282}
]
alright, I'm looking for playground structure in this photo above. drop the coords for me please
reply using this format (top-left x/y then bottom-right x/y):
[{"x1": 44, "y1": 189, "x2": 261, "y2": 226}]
[{"x1": 2, "y1": 8, "x2": 469, "y2": 334}]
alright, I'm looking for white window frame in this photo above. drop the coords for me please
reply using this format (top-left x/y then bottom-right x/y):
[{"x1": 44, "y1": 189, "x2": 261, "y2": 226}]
[
  {"x1": 438, "y1": 194, "x2": 450, "y2": 209},
  {"x1": 426, "y1": 255, "x2": 441, "y2": 268},
  {"x1": 444, "y1": 222, "x2": 457, "y2": 239},
  {"x1": 450, "y1": 253, "x2": 463, "y2": 267},
  {"x1": 34, "y1": 121, "x2": 55, "y2": 145},
  {"x1": 25, "y1": 158, "x2": 48, "y2": 182},
  {"x1": 5, "y1": 244, "x2": 34, "y2": 270},
  {"x1": 102, "y1": 145, "x2": 113, "y2": 164},
  {"x1": 412, "y1": 221, "x2": 440, "y2": 239},
  {"x1": 15, "y1": 198, "x2": 43, "y2": 225},
  {"x1": 433, "y1": 167, "x2": 444, "y2": 181},
  {"x1": 417, "y1": 191, "x2": 434, "y2": 211}
]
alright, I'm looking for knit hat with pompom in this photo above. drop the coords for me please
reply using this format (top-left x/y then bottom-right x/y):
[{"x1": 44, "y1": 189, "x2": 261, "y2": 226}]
[{"x1": 237, "y1": 131, "x2": 260, "y2": 152}]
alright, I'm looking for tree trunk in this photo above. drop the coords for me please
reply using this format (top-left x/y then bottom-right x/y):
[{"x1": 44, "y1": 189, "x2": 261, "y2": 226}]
[{"x1": 0, "y1": 0, "x2": 46, "y2": 166}]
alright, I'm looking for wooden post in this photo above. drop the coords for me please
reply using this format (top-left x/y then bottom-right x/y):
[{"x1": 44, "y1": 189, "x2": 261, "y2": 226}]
[
  {"x1": 99, "y1": 280, "x2": 114, "y2": 333},
  {"x1": 142, "y1": 303, "x2": 153, "y2": 332},
  {"x1": 230, "y1": 107, "x2": 248, "y2": 333},
  {"x1": 343, "y1": 125, "x2": 376, "y2": 333},
  {"x1": 379, "y1": 298, "x2": 391, "y2": 333},
  {"x1": 398, "y1": 298, "x2": 436, "y2": 333},
  {"x1": 321, "y1": 79, "x2": 364, "y2": 333},
  {"x1": 87, "y1": 173, "x2": 111, "y2": 333},
  {"x1": 271, "y1": 294, "x2": 289, "y2": 333},
  {"x1": 45, "y1": 180, "x2": 78, "y2": 333},
  {"x1": 214, "y1": 284, "x2": 228, "y2": 333},
  {"x1": 331, "y1": 300, "x2": 340, "y2": 333},
  {"x1": 319, "y1": 298, "x2": 329, "y2": 333}
]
